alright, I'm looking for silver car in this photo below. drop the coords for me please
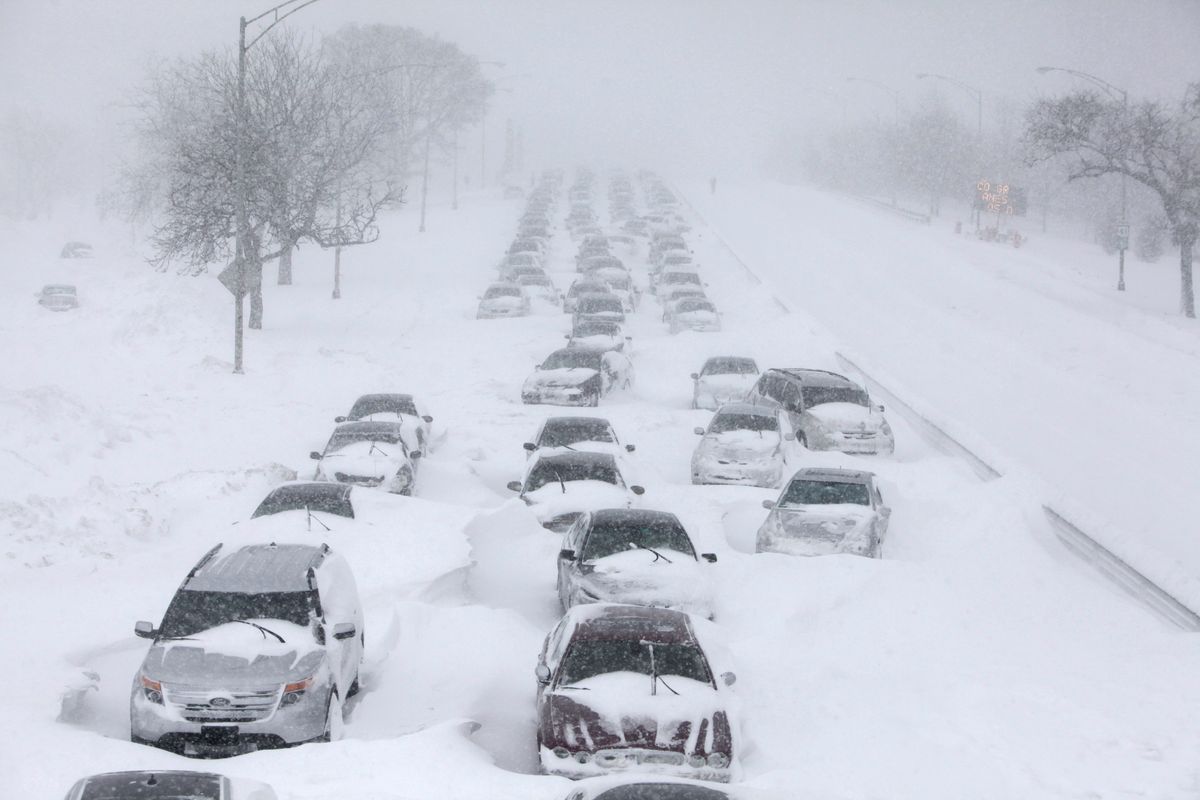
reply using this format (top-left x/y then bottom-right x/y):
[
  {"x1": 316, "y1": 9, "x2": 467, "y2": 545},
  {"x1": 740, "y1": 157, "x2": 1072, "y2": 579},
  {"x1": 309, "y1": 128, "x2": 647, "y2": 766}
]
[
  {"x1": 477, "y1": 282, "x2": 531, "y2": 319},
  {"x1": 130, "y1": 542, "x2": 364, "y2": 756},
  {"x1": 691, "y1": 356, "x2": 760, "y2": 410},
  {"x1": 691, "y1": 403, "x2": 792, "y2": 487},
  {"x1": 756, "y1": 468, "x2": 891, "y2": 558},
  {"x1": 745, "y1": 369, "x2": 894, "y2": 456}
]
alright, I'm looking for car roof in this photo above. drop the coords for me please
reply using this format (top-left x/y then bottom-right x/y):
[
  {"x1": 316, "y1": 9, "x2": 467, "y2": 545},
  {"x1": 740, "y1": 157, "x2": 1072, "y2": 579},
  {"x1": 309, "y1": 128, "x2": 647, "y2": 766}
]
[
  {"x1": 589, "y1": 508, "x2": 681, "y2": 527},
  {"x1": 185, "y1": 543, "x2": 326, "y2": 592},
  {"x1": 771, "y1": 368, "x2": 859, "y2": 388},
  {"x1": 75, "y1": 771, "x2": 225, "y2": 800},
  {"x1": 333, "y1": 420, "x2": 406, "y2": 435},
  {"x1": 789, "y1": 467, "x2": 875, "y2": 484},
  {"x1": 487, "y1": 281, "x2": 522, "y2": 290},
  {"x1": 353, "y1": 392, "x2": 413, "y2": 405},
  {"x1": 533, "y1": 449, "x2": 616, "y2": 468},
  {"x1": 252, "y1": 482, "x2": 354, "y2": 519},
  {"x1": 543, "y1": 416, "x2": 613, "y2": 431},
  {"x1": 567, "y1": 603, "x2": 696, "y2": 644},
  {"x1": 714, "y1": 402, "x2": 775, "y2": 417},
  {"x1": 704, "y1": 355, "x2": 756, "y2": 367}
]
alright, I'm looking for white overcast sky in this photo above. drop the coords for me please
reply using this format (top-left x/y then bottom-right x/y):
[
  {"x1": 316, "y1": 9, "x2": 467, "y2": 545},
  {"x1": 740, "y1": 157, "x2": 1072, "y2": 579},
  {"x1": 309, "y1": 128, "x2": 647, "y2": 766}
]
[{"x1": 1, "y1": 0, "x2": 1197, "y2": 178}]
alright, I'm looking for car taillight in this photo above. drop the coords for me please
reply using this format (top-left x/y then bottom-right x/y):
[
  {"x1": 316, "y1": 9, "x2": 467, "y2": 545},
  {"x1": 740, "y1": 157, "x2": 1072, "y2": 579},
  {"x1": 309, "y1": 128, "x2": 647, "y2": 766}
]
[
  {"x1": 281, "y1": 676, "x2": 313, "y2": 706},
  {"x1": 140, "y1": 674, "x2": 163, "y2": 705}
]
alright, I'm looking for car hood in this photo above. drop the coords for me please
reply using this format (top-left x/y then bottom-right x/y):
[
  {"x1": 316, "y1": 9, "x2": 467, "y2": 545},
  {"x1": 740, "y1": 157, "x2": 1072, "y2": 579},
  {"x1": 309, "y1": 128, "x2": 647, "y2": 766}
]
[
  {"x1": 524, "y1": 481, "x2": 631, "y2": 520},
  {"x1": 524, "y1": 368, "x2": 600, "y2": 389},
  {"x1": 570, "y1": 335, "x2": 622, "y2": 351},
  {"x1": 696, "y1": 374, "x2": 757, "y2": 396},
  {"x1": 480, "y1": 296, "x2": 525, "y2": 308},
  {"x1": 143, "y1": 621, "x2": 323, "y2": 686},
  {"x1": 764, "y1": 504, "x2": 877, "y2": 553},
  {"x1": 699, "y1": 430, "x2": 780, "y2": 459},
  {"x1": 320, "y1": 442, "x2": 408, "y2": 478},
  {"x1": 580, "y1": 550, "x2": 711, "y2": 615},
  {"x1": 548, "y1": 672, "x2": 729, "y2": 755},
  {"x1": 805, "y1": 403, "x2": 881, "y2": 429}
]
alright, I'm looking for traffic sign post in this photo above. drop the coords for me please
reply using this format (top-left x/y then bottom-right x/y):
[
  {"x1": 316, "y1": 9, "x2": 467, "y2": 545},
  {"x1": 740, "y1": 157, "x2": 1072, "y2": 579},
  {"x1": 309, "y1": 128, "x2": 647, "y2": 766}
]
[
  {"x1": 218, "y1": 256, "x2": 247, "y2": 373},
  {"x1": 1117, "y1": 221, "x2": 1129, "y2": 291}
]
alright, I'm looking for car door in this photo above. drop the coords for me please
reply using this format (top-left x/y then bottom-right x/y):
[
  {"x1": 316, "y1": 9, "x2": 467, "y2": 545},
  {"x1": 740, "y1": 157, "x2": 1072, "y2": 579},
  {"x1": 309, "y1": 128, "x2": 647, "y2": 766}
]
[
  {"x1": 780, "y1": 381, "x2": 806, "y2": 438},
  {"x1": 315, "y1": 555, "x2": 363, "y2": 694},
  {"x1": 557, "y1": 515, "x2": 588, "y2": 608},
  {"x1": 873, "y1": 483, "x2": 891, "y2": 538}
]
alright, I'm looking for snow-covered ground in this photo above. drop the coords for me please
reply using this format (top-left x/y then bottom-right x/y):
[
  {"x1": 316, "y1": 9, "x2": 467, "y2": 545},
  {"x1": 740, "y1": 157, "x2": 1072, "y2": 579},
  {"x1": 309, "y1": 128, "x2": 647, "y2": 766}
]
[{"x1": 3, "y1": 179, "x2": 1200, "y2": 800}]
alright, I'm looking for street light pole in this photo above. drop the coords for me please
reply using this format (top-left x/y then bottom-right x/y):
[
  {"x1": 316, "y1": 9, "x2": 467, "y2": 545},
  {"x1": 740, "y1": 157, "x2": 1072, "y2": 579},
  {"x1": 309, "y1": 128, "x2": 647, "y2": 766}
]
[{"x1": 1036, "y1": 65, "x2": 1129, "y2": 290}]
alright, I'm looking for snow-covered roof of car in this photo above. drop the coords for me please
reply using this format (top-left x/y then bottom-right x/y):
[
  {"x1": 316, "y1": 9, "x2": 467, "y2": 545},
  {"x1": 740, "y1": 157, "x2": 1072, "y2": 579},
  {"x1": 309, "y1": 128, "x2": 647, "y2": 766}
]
[
  {"x1": 542, "y1": 415, "x2": 614, "y2": 431},
  {"x1": 566, "y1": 602, "x2": 696, "y2": 644},
  {"x1": 589, "y1": 508, "x2": 682, "y2": 528},
  {"x1": 788, "y1": 467, "x2": 875, "y2": 484},
  {"x1": 769, "y1": 368, "x2": 860, "y2": 389},
  {"x1": 186, "y1": 543, "x2": 326, "y2": 593}
]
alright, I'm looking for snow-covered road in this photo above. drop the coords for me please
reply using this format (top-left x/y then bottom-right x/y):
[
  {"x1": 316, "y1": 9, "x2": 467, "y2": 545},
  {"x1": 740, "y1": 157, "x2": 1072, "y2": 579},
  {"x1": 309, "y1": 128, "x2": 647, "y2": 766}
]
[{"x1": 2, "y1": 178, "x2": 1199, "y2": 799}]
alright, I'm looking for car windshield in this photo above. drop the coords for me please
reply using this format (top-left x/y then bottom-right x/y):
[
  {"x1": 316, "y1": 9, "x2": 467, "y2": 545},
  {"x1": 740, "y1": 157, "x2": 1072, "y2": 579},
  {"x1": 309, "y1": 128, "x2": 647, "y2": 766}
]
[
  {"x1": 252, "y1": 485, "x2": 354, "y2": 518},
  {"x1": 44, "y1": 285, "x2": 76, "y2": 295},
  {"x1": 710, "y1": 412, "x2": 777, "y2": 434},
  {"x1": 80, "y1": 772, "x2": 224, "y2": 800},
  {"x1": 542, "y1": 349, "x2": 603, "y2": 370},
  {"x1": 574, "y1": 320, "x2": 620, "y2": 337},
  {"x1": 526, "y1": 459, "x2": 618, "y2": 491},
  {"x1": 558, "y1": 639, "x2": 711, "y2": 685},
  {"x1": 581, "y1": 517, "x2": 696, "y2": 561},
  {"x1": 484, "y1": 286, "x2": 522, "y2": 299},
  {"x1": 508, "y1": 253, "x2": 536, "y2": 265},
  {"x1": 540, "y1": 420, "x2": 615, "y2": 446},
  {"x1": 780, "y1": 479, "x2": 870, "y2": 506},
  {"x1": 570, "y1": 282, "x2": 608, "y2": 296},
  {"x1": 349, "y1": 396, "x2": 417, "y2": 418},
  {"x1": 158, "y1": 590, "x2": 313, "y2": 638},
  {"x1": 605, "y1": 275, "x2": 631, "y2": 289},
  {"x1": 664, "y1": 272, "x2": 701, "y2": 285},
  {"x1": 704, "y1": 357, "x2": 757, "y2": 376},
  {"x1": 326, "y1": 430, "x2": 406, "y2": 452},
  {"x1": 521, "y1": 276, "x2": 551, "y2": 286},
  {"x1": 805, "y1": 385, "x2": 869, "y2": 407}
]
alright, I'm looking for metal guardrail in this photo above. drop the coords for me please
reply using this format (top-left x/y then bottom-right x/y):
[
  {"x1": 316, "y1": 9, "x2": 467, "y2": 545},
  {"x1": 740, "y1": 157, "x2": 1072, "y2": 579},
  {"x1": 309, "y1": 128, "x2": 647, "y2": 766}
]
[
  {"x1": 850, "y1": 194, "x2": 932, "y2": 224},
  {"x1": 836, "y1": 351, "x2": 1200, "y2": 632}
]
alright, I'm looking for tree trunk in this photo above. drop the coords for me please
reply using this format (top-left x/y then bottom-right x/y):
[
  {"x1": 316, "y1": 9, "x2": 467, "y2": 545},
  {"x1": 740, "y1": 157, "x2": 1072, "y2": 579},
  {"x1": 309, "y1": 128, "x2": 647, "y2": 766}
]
[
  {"x1": 1181, "y1": 234, "x2": 1195, "y2": 318},
  {"x1": 277, "y1": 240, "x2": 294, "y2": 285},
  {"x1": 248, "y1": 256, "x2": 264, "y2": 330}
]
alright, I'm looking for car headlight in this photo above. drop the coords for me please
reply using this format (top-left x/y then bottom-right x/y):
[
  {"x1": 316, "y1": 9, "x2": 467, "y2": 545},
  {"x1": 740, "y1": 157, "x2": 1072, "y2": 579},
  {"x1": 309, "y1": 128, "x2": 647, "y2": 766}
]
[
  {"x1": 280, "y1": 676, "x2": 313, "y2": 706},
  {"x1": 139, "y1": 674, "x2": 163, "y2": 705}
]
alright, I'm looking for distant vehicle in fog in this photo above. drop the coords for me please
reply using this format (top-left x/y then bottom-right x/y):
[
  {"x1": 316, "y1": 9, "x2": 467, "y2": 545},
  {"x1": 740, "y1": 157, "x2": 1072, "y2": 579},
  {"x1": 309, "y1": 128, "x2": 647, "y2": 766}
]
[
  {"x1": 573, "y1": 293, "x2": 626, "y2": 326},
  {"x1": 477, "y1": 282, "x2": 531, "y2": 319},
  {"x1": 310, "y1": 420, "x2": 421, "y2": 495},
  {"x1": 37, "y1": 284, "x2": 79, "y2": 311},
  {"x1": 745, "y1": 369, "x2": 894, "y2": 455},
  {"x1": 691, "y1": 356, "x2": 760, "y2": 410},
  {"x1": 756, "y1": 467, "x2": 890, "y2": 558},
  {"x1": 667, "y1": 297, "x2": 721, "y2": 333},
  {"x1": 567, "y1": 318, "x2": 630, "y2": 353},
  {"x1": 60, "y1": 241, "x2": 94, "y2": 258},
  {"x1": 564, "y1": 278, "x2": 614, "y2": 313},
  {"x1": 520, "y1": 273, "x2": 563, "y2": 305},
  {"x1": 335, "y1": 393, "x2": 434, "y2": 454},
  {"x1": 691, "y1": 403, "x2": 791, "y2": 487}
]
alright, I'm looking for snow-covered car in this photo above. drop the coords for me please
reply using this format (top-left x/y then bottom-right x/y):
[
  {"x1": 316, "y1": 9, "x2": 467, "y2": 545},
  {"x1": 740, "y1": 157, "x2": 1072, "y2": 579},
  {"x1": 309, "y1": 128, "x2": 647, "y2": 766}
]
[
  {"x1": 505, "y1": 264, "x2": 549, "y2": 283},
  {"x1": 648, "y1": 234, "x2": 688, "y2": 265},
  {"x1": 557, "y1": 509, "x2": 717, "y2": 617},
  {"x1": 63, "y1": 771, "x2": 277, "y2": 800},
  {"x1": 536, "y1": 604, "x2": 737, "y2": 782},
  {"x1": 655, "y1": 268, "x2": 705, "y2": 297},
  {"x1": 581, "y1": 264, "x2": 639, "y2": 311},
  {"x1": 564, "y1": 279, "x2": 615, "y2": 313},
  {"x1": 745, "y1": 368, "x2": 894, "y2": 455},
  {"x1": 520, "y1": 274, "x2": 563, "y2": 305},
  {"x1": 574, "y1": 293, "x2": 626, "y2": 326},
  {"x1": 334, "y1": 393, "x2": 434, "y2": 454},
  {"x1": 37, "y1": 283, "x2": 79, "y2": 311},
  {"x1": 667, "y1": 298, "x2": 721, "y2": 333},
  {"x1": 756, "y1": 467, "x2": 890, "y2": 557},
  {"x1": 658, "y1": 250, "x2": 695, "y2": 271},
  {"x1": 567, "y1": 318, "x2": 630, "y2": 353},
  {"x1": 522, "y1": 347, "x2": 633, "y2": 407},
  {"x1": 691, "y1": 357, "x2": 760, "y2": 410},
  {"x1": 691, "y1": 403, "x2": 792, "y2": 487},
  {"x1": 523, "y1": 415, "x2": 637, "y2": 460},
  {"x1": 477, "y1": 282, "x2": 531, "y2": 319},
  {"x1": 578, "y1": 254, "x2": 626, "y2": 275},
  {"x1": 310, "y1": 421, "x2": 421, "y2": 495},
  {"x1": 60, "y1": 241, "x2": 94, "y2": 259},
  {"x1": 622, "y1": 218, "x2": 650, "y2": 238},
  {"x1": 252, "y1": 481, "x2": 356, "y2": 520},
  {"x1": 659, "y1": 285, "x2": 708, "y2": 312},
  {"x1": 504, "y1": 184, "x2": 526, "y2": 199},
  {"x1": 501, "y1": 251, "x2": 544, "y2": 275},
  {"x1": 130, "y1": 542, "x2": 363, "y2": 756},
  {"x1": 576, "y1": 235, "x2": 612, "y2": 264},
  {"x1": 508, "y1": 451, "x2": 645, "y2": 531},
  {"x1": 510, "y1": 237, "x2": 548, "y2": 259}
]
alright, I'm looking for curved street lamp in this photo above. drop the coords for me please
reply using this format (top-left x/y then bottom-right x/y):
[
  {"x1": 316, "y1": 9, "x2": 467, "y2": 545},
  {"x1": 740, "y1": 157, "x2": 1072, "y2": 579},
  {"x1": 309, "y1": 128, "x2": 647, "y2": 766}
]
[{"x1": 915, "y1": 72, "x2": 982, "y2": 138}]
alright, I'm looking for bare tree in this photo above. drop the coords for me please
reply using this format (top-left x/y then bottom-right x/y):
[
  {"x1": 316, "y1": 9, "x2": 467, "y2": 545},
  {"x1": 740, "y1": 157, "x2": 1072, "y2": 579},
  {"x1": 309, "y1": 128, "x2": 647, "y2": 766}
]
[{"x1": 1025, "y1": 85, "x2": 1200, "y2": 317}]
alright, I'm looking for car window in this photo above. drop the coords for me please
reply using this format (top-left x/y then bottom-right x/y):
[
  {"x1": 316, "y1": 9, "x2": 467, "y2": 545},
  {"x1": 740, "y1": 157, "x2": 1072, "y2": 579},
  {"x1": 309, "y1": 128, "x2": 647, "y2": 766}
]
[
  {"x1": 540, "y1": 419, "x2": 615, "y2": 446},
  {"x1": 581, "y1": 517, "x2": 696, "y2": 561},
  {"x1": 804, "y1": 385, "x2": 870, "y2": 408},
  {"x1": 252, "y1": 485, "x2": 354, "y2": 518},
  {"x1": 159, "y1": 590, "x2": 314, "y2": 637},
  {"x1": 557, "y1": 640, "x2": 712, "y2": 685},
  {"x1": 781, "y1": 479, "x2": 870, "y2": 506},
  {"x1": 709, "y1": 411, "x2": 778, "y2": 434},
  {"x1": 526, "y1": 459, "x2": 619, "y2": 491}
]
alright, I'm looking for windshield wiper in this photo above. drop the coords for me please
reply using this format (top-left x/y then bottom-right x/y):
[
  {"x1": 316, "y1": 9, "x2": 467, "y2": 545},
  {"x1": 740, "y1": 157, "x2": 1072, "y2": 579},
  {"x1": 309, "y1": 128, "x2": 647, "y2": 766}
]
[
  {"x1": 553, "y1": 468, "x2": 567, "y2": 493},
  {"x1": 639, "y1": 640, "x2": 680, "y2": 696},
  {"x1": 631, "y1": 542, "x2": 673, "y2": 563},
  {"x1": 368, "y1": 441, "x2": 390, "y2": 457},
  {"x1": 305, "y1": 505, "x2": 331, "y2": 533},
  {"x1": 232, "y1": 620, "x2": 286, "y2": 644}
]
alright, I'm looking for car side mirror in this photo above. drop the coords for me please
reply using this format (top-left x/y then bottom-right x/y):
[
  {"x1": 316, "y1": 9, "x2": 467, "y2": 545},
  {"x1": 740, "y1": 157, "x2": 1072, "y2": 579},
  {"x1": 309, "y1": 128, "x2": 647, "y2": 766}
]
[
  {"x1": 630, "y1": 485, "x2": 645, "y2": 495},
  {"x1": 522, "y1": 442, "x2": 537, "y2": 452},
  {"x1": 423, "y1": 415, "x2": 434, "y2": 423},
  {"x1": 721, "y1": 671, "x2": 737, "y2": 687},
  {"x1": 625, "y1": 444, "x2": 636, "y2": 452},
  {"x1": 693, "y1": 427, "x2": 705, "y2": 436},
  {"x1": 309, "y1": 451, "x2": 323, "y2": 460},
  {"x1": 690, "y1": 372, "x2": 699, "y2": 380},
  {"x1": 762, "y1": 499, "x2": 776, "y2": 509},
  {"x1": 535, "y1": 663, "x2": 551, "y2": 683},
  {"x1": 332, "y1": 622, "x2": 356, "y2": 640},
  {"x1": 701, "y1": 553, "x2": 717, "y2": 563},
  {"x1": 875, "y1": 404, "x2": 885, "y2": 413},
  {"x1": 334, "y1": 415, "x2": 347, "y2": 423},
  {"x1": 558, "y1": 549, "x2": 575, "y2": 560},
  {"x1": 506, "y1": 480, "x2": 523, "y2": 492},
  {"x1": 409, "y1": 450, "x2": 422, "y2": 460},
  {"x1": 134, "y1": 620, "x2": 156, "y2": 639}
]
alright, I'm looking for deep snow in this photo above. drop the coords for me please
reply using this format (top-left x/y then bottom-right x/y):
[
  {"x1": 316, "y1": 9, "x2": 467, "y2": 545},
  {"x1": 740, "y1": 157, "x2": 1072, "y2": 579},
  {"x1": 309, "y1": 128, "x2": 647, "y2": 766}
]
[{"x1": 2, "y1": 178, "x2": 1199, "y2": 800}]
